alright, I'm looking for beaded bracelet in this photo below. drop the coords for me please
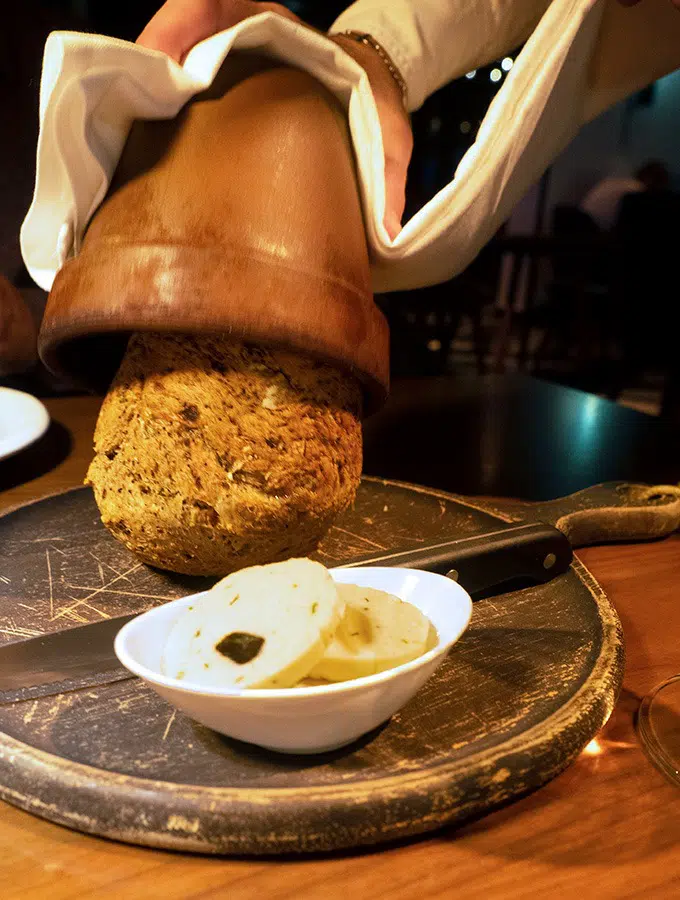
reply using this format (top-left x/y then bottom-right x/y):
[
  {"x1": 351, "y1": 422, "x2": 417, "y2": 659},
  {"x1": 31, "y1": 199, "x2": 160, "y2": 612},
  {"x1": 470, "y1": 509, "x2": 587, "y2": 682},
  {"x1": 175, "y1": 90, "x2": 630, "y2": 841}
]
[{"x1": 340, "y1": 31, "x2": 408, "y2": 107}]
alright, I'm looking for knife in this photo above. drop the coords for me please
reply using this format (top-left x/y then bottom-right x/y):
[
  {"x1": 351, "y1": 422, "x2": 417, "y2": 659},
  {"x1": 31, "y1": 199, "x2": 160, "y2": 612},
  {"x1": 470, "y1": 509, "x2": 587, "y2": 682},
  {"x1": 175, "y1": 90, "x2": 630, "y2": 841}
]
[{"x1": 0, "y1": 521, "x2": 571, "y2": 703}]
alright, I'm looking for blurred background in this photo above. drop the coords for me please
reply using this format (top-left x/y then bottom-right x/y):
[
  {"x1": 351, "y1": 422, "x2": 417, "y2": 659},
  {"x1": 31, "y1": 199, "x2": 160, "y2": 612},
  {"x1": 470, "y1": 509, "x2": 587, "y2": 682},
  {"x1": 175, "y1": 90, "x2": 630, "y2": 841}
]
[{"x1": 2, "y1": 0, "x2": 680, "y2": 425}]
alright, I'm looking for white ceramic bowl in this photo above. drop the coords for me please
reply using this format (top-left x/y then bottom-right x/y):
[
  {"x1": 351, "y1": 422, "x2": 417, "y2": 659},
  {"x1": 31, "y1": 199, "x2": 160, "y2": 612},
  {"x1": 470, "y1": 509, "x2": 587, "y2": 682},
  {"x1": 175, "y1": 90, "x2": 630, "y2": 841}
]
[{"x1": 114, "y1": 567, "x2": 472, "y2": 754}]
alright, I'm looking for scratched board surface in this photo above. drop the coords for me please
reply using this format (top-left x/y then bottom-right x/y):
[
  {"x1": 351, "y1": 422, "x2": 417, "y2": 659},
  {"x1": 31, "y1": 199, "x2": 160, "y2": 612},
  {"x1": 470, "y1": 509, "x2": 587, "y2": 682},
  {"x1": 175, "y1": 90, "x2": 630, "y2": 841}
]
[{"x1": 0, "y1": 482, "x2": 623, "y2": 854}]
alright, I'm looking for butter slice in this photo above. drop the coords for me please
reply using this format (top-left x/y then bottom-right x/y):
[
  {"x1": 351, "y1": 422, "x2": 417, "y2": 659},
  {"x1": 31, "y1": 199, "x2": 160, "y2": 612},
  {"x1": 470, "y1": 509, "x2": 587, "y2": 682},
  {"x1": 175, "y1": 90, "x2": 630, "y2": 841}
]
[
  {"x1": 309, "y1": 584, "x2": 430, "y2": 681},
  {"x1": 162, "y1": 558, "x2": 344, "y2": 689}
]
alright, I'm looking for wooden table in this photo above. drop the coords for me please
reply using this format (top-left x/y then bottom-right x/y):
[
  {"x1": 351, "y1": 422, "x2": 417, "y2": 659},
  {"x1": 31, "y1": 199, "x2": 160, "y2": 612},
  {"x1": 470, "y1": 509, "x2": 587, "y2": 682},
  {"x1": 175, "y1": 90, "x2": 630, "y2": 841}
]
[
  {"x1": 364, "y1": 373, "x2": 680, "y2": 499},
  {"x1": 1, "y1": 389, "x2": 679, "y2": 899}
]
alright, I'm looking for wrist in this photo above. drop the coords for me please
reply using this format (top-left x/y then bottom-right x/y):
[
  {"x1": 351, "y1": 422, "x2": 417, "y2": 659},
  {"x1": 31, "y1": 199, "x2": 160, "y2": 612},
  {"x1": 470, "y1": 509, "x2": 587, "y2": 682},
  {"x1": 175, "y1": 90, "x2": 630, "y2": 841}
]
[{"x1": 331, "y1": 31, "x2": 408, "y2": 109}]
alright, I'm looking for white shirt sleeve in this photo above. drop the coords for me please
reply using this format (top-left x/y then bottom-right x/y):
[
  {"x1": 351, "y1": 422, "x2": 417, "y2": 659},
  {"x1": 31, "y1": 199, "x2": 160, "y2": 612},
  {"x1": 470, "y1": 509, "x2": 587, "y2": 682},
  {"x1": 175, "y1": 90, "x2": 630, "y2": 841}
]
[
  {"x1": 329, "y1": 0, "x2": 680, "y2": 291},
  {"x1": 331, "y1": 0, "x2": 551, "y2": 111},
  {"x1": 585, "y1": 1, "x2": 680, "y2": 123},
  {"x1": 332, "y1": 0, "x2": 680, "y2": 120}
]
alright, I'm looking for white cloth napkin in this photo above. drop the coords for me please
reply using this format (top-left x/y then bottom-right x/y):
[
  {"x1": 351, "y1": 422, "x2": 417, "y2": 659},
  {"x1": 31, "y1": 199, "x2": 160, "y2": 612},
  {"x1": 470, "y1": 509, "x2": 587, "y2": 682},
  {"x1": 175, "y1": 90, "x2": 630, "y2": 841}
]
[{"x1": 20, "y1": 4, "x2": 603, "y2": 294}]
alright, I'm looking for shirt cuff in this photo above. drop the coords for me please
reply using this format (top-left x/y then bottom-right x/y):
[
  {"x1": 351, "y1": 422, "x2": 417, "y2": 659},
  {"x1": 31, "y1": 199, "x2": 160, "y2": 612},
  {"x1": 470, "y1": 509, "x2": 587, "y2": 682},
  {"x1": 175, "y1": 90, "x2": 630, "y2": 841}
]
[
  {"x1": 330, "y1": 1, "x2": 430, "y2": 110},
  {"x1": 331, "y1": 0, "x2": 552, "y2": 112}
]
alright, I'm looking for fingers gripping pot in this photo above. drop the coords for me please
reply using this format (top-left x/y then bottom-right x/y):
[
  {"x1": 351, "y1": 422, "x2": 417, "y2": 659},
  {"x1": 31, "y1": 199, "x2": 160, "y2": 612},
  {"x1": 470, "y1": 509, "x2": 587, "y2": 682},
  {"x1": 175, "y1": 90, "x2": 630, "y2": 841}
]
[{"x1": 38, "y1": 55, "x2": 390, "y2": 576}]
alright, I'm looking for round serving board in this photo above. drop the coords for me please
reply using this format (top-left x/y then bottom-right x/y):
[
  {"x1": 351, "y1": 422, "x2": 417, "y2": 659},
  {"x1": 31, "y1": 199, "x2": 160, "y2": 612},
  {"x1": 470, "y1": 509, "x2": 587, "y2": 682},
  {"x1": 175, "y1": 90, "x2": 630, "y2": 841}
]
[{"x1": 1, "y1": 479, "x2": 676, "y2": 854}]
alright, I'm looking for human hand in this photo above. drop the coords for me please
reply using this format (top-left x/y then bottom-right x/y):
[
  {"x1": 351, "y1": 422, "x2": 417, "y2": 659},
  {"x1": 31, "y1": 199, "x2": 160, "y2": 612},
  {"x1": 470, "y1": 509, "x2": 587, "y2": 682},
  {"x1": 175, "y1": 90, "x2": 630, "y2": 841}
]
[{"x1": 137, "y1": 1, "x2": 412, "y2": 238}]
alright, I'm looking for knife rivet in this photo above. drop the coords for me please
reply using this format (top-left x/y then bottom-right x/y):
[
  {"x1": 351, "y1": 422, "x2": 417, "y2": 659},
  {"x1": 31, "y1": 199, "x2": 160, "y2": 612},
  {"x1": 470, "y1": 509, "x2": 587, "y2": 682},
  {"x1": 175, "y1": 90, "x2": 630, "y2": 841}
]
[
  {"x1": 543, "y1": 553, "x2": 557, "y2": 570},
  {"x1": 446, "y1": 569, "x2": 459, "y2": 581}
]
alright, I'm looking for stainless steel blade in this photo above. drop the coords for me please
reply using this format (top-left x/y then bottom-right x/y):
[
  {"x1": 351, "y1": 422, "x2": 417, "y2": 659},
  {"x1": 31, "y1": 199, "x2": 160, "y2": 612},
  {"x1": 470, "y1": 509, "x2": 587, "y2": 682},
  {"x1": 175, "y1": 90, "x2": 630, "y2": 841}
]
[
  {"x1": 0, "y1": 668, "x2": 136, "y2": 704},
  {"x1": 0, "y1": 613, "x2": 138, "y2": 703}
]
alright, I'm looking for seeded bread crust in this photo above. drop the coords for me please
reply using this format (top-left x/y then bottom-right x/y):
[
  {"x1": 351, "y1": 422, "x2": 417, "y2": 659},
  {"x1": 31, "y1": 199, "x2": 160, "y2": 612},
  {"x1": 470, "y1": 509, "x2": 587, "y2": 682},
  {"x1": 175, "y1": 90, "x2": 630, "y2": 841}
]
[{"x1": 86, "y1": 333, "x2": 362, "y2": 575}]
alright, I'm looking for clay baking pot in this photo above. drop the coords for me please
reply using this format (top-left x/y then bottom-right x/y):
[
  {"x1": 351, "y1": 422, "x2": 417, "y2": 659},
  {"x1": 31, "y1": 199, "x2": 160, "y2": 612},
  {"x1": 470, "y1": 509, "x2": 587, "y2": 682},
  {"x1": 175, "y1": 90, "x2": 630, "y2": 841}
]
[
  {"x1": 0, "y1": 275, "x2": 37, "y2": 376},
  {"x1": 38, "y1": 53, "x2": 389, "y2": 411}
]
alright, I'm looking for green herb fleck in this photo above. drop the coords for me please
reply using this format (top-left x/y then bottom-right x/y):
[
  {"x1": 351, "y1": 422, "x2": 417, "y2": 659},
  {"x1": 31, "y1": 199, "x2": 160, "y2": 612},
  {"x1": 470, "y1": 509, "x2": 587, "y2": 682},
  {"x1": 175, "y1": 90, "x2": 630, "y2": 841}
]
[
  {"x1": 215, "y1": 631, "x2": 265, "y2": 664},
  {"x1": 203, "y1": 663, "x2": 210, "y2": 669},
  {"x1": 229, "y1": 593, "x2": 240, "y2": 606},
  {"x1": 311, "y1": 602, "x2": 318, "y2": 614},
  {"x1": 194, "y1": 629, "x2": 201, "y2": 638}
]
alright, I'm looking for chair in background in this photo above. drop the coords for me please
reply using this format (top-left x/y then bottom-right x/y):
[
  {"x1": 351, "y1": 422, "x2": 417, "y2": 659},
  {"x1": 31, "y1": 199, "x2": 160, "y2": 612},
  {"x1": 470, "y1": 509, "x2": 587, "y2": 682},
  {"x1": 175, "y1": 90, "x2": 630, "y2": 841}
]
[
  {"x1": 532, "y1": 204, "x2": 613, "y2": 377},
  {"x1": 606, "y1": 188, "x2": 680, "y2": 424},
  {"x1": 379, "y1": 239, "x2": 502, "y2": 377},
  {"x1": 493, "y1": 206, "x2": 614, "y2": 384}
]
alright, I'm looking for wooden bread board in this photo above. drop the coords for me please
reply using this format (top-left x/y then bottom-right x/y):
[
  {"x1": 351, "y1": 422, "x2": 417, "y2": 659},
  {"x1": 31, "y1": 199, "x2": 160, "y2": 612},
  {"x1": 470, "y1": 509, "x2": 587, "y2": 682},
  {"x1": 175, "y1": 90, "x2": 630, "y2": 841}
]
[{"x1": 0, "y1": 479, "x2": 678, "y2": 854}]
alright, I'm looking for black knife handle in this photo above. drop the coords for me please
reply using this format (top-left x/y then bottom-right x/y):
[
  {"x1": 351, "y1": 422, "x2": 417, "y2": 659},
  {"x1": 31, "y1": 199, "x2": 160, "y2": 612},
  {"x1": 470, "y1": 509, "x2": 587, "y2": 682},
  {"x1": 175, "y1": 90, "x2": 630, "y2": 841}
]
[{"x1": 342, "y1": 522, "x2": 573, "y2": 596}]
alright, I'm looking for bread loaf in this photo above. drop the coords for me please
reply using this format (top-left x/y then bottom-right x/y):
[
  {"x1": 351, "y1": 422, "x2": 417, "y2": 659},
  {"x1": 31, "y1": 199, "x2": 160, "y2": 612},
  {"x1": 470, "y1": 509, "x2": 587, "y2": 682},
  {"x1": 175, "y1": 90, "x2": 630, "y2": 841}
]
[
  {"x1": 86, "y1": 333, "x2": 362, "y2": 575},
  {"x1": 0, "y1": 275, "x2": 37, "y2": 376}
]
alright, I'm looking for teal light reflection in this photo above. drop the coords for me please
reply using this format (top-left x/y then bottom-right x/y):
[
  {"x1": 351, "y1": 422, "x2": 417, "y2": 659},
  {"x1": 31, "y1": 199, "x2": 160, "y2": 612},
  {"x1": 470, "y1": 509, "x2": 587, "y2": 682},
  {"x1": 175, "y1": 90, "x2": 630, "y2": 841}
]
[{"x1": 572, "y1": 394, "x2": 602, "y2": 462}]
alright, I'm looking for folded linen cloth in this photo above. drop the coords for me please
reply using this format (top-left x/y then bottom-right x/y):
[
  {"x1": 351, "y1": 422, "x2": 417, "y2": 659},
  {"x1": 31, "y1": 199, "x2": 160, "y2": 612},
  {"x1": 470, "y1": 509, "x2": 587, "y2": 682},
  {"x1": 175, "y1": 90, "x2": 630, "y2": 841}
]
[{"x1": 20, "y1": 5, "x2": 608, "y2": 293}]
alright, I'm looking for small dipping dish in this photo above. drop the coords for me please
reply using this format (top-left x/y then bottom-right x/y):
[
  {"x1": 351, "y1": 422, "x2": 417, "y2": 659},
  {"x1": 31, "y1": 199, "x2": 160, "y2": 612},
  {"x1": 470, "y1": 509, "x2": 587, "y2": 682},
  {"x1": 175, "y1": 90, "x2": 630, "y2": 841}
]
[{"x1": 114, "y1": 567, "x2": 472, "y2": 754}]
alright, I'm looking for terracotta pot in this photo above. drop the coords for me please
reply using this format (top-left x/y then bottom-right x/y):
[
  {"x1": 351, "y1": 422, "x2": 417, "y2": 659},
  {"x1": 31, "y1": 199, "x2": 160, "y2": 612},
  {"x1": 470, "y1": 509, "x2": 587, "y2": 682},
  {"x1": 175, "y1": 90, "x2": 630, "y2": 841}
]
[
  {"x1": 0, "y1": 275, "x2": 37, "y2": 376},
  {"x1": 38, "y1": 53, "x2": 389, "y2": 411}
]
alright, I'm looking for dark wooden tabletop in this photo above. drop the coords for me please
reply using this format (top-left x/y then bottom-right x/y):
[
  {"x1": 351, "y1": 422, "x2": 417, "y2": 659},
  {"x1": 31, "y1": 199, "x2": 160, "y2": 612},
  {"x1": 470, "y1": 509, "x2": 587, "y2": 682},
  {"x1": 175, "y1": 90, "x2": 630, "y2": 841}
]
[{"x1": 364, "y1": 373, "x2": 680, "y2": 499}]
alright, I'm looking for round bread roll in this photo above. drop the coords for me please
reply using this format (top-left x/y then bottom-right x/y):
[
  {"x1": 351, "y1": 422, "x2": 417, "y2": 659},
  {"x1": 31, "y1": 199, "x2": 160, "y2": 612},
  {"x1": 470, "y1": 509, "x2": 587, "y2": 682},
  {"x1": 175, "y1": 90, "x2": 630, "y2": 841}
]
[
  {"x1": 86, "y1": 333, "x2": 362, "y2": 575},
  {"x1": 0, "y1": 275, "x2": 37, "y2": 376}
]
